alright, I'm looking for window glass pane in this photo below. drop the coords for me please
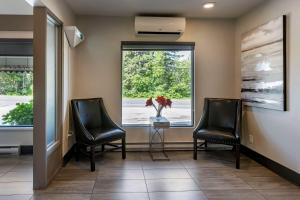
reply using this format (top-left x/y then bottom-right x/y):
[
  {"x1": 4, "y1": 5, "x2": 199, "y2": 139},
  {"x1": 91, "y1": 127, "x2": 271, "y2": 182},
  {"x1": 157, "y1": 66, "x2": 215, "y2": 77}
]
[
  {"x1": 46, "y1": 16, "x2": 58, "y2": 146},
  {"x1": 0, "y1": 55, "x2": 33, "y2": 126},
  {"x1": 122, "y1": 44, "x2": 194, "y2": 126}
]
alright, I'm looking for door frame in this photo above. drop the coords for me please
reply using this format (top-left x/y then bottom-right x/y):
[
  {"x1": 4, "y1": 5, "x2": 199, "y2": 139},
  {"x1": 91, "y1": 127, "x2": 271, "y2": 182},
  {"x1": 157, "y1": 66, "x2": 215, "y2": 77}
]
[{"x1": 33, "y1": 6, "x2": 63, "y2": 189}]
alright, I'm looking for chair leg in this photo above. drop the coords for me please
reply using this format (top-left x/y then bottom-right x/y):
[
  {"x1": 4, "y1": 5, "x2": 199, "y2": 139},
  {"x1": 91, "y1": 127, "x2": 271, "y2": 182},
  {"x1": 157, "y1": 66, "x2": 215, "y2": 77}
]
[
  {"x1": 122, "y1": 137, "x2": 126, "y2": 159},
  {"x1": 75, "y1": 143, "x2": 79, "y2": 162},
  {"x1": 204, "y1": 140, "x2": 208, "y2": 150},
  {"x1": 232, "y1": 145, "x2": 236, "y2": 151},
  {"x1": 101, "y1": 144, "x2": 105, "y2": 152},
  {"x1": 90, "y1": 146, "x2": 95, "y2": 172},
  {"x1": 193, "y1": 138, "x2": 197, "y2": 160},
  {"x1": 235, "y1": 144, "x2": 240, "y2": 169}
]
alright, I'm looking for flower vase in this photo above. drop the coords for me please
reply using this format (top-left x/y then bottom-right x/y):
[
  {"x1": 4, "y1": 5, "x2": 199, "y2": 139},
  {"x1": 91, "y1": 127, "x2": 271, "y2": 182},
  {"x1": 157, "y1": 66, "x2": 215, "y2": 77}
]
[{"x1": 156, "y1": 105, "x2": 163, "y2": 118}]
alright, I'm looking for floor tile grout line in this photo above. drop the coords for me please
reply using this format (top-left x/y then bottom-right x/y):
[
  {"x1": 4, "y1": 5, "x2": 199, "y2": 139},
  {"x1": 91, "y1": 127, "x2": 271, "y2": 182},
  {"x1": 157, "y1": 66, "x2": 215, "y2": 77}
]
[
  {"x1": 145, "y1": 189, "x2": 205, "y2": 193},
  {"x1": 141, "y1": 166, "x2": 151, "y2": 200},
  {"x1": 90, "y1": 176, "x2": 97, "y2": 198},
  {"x1": 253, "y1": 188, "x2": 270, "y2": 200},
  {"x1": 201, "y1": 189, "x2": 269, "y2": 200},
  {"x1": 0, "y1": 165, "x2": 17, "y2": 178},
  {"x1": 143, "y1": 177, "x2": 194, "y2": 180},
  {"x1": 90, "y1": 191, "x2": 151, "y2": 194},
  {"x1": 32, "y1": 191, "x2": 93, "y2": 195},
  {"x1": 141, "y1": 152, "x2": 151, "y2": 200},
  {"x1": 0, "y1": 172, "x2": 7, "y2": 178},
  {"x1": 237, "y1": 172, "x2": 263, "y2": 191},
  {"x1": 182, "y1": 157, "x2": 208, "y2": 194},
  {"x1": 185, "y1": 165, "x2": 206, "y2": 192}
]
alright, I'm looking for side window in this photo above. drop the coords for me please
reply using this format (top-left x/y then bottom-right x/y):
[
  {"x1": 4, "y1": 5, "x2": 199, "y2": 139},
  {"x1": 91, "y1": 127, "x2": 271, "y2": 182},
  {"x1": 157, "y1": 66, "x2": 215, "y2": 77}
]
[{"x1": 0, "y1": 40, "x2": 33, "y2": 127}]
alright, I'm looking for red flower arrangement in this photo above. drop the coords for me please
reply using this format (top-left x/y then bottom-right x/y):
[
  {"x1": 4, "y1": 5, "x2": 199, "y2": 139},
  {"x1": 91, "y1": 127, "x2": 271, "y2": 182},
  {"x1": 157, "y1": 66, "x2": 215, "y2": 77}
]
[{"x1": 145, "y1": 96, "x2": 172, "y2": 117}]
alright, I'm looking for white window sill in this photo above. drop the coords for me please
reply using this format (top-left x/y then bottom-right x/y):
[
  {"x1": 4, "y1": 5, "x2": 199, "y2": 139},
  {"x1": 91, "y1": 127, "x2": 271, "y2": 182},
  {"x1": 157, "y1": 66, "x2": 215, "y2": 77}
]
[
  {"x1": 122, "y1": 124, "x2": 194, "y2": 128},
  {"x1": 0, "y1": 127, "x2": 33, "y2": 131}
]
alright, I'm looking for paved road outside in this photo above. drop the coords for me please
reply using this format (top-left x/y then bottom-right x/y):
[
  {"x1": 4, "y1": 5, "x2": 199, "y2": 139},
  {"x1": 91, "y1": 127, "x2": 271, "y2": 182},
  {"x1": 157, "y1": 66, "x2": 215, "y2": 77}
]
[{"x1": 122, "y1": 98, "x2": 192, "y2": 125}]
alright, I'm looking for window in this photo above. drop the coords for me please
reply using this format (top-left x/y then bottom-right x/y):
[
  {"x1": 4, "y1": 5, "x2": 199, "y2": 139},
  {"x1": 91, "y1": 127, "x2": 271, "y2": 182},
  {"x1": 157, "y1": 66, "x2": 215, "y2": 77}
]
[
  {"x1": 121, "y1": 42, "x2": 194, "y2": 126},
  {"x1": 46, "y1": 14, "x2": 60, "y2": 146},
  {"x1": 0, "y1": 39, "x2": 33, "y2": 127}
]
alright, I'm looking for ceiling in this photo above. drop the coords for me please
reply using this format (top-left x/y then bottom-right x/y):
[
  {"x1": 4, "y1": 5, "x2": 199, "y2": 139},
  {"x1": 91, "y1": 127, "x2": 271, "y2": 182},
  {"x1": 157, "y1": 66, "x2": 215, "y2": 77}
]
[
  {"x1": 0, "y1": 0, "x2": 32, "y2": 15},
  {"x1": 64, "y1": 0, "x2": 266, "y2": 18}
]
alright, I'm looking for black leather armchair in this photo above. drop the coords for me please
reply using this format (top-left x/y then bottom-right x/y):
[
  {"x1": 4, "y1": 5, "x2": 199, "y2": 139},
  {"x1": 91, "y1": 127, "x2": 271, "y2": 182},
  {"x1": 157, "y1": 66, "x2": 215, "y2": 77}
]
[
  {"x1": 71, "y1": 98, "x2": 126, "y2": 171},
  {"x1": 193, "y1": 98, "x2": 242, "y2": 169}
]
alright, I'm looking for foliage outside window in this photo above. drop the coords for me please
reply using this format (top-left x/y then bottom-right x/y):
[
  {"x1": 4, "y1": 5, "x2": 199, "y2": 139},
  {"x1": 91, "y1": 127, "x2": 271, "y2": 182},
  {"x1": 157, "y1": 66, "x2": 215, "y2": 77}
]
[
  {"x1": 0, "y1": 56, "x2": 33, "y2": 127},
  {"x1": 122, "y1": 42, "x2": 194, "y2": 126}
]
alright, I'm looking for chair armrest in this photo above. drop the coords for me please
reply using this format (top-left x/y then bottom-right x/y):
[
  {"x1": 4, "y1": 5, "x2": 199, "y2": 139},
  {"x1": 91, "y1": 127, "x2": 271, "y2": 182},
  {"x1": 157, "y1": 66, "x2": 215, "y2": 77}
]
[
  {"x1": 193, "y1": 99, "x2": 209, "y2": 135},
  {"x1": 71, "y1": 100, "x2": 95, "y2": 143},
  {"x1": 99, "y1": 99, "x2": 125, "y2": 132}
]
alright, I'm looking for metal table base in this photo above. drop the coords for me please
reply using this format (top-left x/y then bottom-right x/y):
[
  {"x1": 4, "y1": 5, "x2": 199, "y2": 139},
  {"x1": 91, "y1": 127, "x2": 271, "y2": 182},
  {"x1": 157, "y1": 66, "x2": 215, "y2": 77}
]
[{"x1": 149, "y1": 117, "x2": 170, "y2": 161}]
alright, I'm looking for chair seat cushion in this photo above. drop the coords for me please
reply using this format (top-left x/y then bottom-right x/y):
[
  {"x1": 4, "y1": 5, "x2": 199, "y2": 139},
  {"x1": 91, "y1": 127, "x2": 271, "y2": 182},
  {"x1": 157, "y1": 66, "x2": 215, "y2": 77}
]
[
  {"x1": 194, "y1": 129, "x2": 238, "y2": 144},
  {"x1": 88, "y1": 128, "x2": 125, "y2": 144}
]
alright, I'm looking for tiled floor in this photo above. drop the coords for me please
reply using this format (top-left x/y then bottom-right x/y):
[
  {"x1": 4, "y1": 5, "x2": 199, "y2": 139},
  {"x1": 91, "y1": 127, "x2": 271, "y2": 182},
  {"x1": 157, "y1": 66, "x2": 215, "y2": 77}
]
[
  {"x1": 0, "y1": 154, "x2": 33, "y2": 200},
  {"x1": 0, "y1": 151, "x2": 299, "y2": 200}
]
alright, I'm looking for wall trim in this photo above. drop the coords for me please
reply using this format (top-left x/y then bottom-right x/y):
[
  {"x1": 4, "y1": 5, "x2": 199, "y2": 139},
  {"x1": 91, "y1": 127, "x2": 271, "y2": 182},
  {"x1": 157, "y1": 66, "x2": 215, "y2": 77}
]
[
  {"x1": 241, "y1": 145, "x2": 300, "y2": 186},
  {"x1": 63, "y1": 144, "x2": 75, "y2": 166}
]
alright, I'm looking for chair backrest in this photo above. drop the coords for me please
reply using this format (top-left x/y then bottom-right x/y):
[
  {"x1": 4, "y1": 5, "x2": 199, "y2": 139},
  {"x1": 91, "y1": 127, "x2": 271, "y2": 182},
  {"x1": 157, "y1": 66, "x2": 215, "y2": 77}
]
[
  {"x1": 72, "y1": 98, "x2": 103, "y2": 130},
  {"x1": 206, "y1": 98, "x2": 241, "y2": 131}
]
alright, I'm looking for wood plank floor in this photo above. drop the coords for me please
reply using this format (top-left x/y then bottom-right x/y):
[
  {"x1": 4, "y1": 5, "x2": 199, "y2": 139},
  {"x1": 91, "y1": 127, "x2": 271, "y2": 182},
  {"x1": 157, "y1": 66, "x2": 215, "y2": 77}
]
[{"x1": 0, "y1": 151, "x2": 299, "y2": 200}]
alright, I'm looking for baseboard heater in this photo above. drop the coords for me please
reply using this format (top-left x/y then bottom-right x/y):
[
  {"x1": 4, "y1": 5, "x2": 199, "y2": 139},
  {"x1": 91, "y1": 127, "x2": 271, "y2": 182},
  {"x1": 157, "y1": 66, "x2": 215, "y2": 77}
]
[{"x1": 0, "y1": 145, "x2": 20, "y2": 155}]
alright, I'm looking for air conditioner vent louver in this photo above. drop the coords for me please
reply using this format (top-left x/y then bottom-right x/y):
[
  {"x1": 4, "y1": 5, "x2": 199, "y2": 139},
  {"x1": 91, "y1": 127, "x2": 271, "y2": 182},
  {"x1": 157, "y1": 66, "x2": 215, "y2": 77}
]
[
  {"x1": 137, "y1": 31, "x2": 182, "y2": 35},
  {"x1": 135, "y1": 17, "x2": 186, "y2": 36}
]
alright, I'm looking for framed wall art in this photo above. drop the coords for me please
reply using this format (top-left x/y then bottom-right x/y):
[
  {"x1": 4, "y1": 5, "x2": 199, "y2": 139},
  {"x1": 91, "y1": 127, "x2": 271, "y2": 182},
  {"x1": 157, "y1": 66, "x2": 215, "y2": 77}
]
[{"x1": 241, "y1": 15, "x2": 287, "y2": 111}]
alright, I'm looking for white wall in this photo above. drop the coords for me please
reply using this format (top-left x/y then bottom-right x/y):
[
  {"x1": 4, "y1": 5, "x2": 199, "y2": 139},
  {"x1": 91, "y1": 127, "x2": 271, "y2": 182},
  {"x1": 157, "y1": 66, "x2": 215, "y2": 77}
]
[
  {"x1": 73, "y1": 16, "x2": 236, "y2": 145},
  {"x1": 235, "y1": 0, "x2": 300, "y2": 173},
  {"x1": 0, "y1": 15, "x2": 33, "y2": 31}
]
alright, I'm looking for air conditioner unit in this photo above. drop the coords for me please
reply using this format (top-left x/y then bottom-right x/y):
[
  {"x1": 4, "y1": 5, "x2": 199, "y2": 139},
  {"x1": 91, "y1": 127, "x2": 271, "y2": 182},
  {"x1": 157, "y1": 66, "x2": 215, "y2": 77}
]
[
  {"x1": 64, "y1": 26, "x2": 84, "y2": 48},
  {"x1": 135, "y1": 16, "x2": 186, "y2": 36}
]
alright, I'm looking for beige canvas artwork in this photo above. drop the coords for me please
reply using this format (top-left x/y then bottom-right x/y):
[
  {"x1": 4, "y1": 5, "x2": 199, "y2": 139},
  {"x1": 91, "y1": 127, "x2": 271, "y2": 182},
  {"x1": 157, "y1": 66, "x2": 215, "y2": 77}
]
[{"x1": 241, "y1": 15, "x2": 286, "y2": 111}]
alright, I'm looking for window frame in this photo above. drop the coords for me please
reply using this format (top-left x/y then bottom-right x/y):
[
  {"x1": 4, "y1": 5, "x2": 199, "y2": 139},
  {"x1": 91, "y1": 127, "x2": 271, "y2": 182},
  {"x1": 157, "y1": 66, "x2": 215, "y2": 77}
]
[
  {"x1": 0, "y1": 38, "x2": 33, "y2": 128},
  {"x1": 121, "y1": 41, "x2": 195, "y2": 128},
  {"x1": 45, "y1": 13, "x2": 61, "y2": 147}
]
